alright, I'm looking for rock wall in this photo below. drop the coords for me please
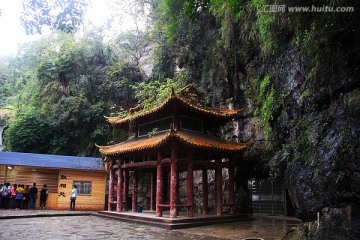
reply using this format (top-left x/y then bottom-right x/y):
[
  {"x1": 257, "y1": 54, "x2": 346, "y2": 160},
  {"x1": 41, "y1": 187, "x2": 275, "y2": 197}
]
[
  {"x1": 243, "y1": 45, "x2": 360, "y2": 238},
  {"x1": 195, "y1": 39, "x2": 360, "y2": 238}
]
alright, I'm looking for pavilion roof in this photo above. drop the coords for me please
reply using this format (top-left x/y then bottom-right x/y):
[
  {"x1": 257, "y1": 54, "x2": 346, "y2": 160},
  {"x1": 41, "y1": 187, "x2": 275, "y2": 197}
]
[
  {"x1": 105, "y1": 85, "x2": 243, "y2": 129},
  {"x1": 97, "y1": 129, "x2": 247, "y2": 156}
]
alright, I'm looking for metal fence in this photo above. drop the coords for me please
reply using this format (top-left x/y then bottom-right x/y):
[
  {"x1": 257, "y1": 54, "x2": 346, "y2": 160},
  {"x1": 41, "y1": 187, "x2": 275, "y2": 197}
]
[{"x1": 249, "y1": 178, "x2": 286, "y2": 215}]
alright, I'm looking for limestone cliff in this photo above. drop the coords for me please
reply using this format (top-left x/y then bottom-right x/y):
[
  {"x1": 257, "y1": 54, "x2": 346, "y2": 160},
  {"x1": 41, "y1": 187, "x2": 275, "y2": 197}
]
[{"x1": 152, "y1": 1, "x2": 360, "y2": 238}]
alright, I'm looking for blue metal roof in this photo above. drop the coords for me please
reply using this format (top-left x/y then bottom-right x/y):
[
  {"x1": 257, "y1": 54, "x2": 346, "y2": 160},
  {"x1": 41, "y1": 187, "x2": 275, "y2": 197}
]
[{"x1": 0, "y1": 152, "x2": 104, "y2": 171}]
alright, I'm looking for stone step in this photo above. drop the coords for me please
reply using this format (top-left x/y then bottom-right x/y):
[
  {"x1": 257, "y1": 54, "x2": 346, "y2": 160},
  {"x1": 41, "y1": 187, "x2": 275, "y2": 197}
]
[{"x1": 95, "y1": 211, "x2": 254, "y2": 229}]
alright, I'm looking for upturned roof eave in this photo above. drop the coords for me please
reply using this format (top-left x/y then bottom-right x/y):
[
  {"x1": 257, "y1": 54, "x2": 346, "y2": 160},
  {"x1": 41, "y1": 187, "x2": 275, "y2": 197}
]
[
  {"x1": 105, "y1": 96, "x2": 243, "y2": 128},
  {"x1": 98, "y1": 130, "x2": 247, "y2": 157}
]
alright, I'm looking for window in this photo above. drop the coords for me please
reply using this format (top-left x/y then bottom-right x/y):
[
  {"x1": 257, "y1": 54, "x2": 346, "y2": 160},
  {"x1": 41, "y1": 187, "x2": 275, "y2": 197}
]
[
  {"x1": 138, "y1": 116, "x2": 173, "y2": 136},
  {"x1": 73, "y1": 181, "x2": 92, "y2": 195},
  {"x1": 180, "y1": 115, "x2": 203, "y2": 132}
]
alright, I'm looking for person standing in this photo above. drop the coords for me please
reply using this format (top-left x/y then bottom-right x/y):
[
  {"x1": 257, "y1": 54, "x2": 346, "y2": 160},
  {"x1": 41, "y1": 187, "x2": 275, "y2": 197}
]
[
  {"x1": 0, "y1": 183, "x2": 10, "y2": 209},
  {"x1": 69, "y1": 185, "x2": 77, "y2": 211},
  {"x1": 29, "y1": 183, "x2": 38, "y2": 209},
  {"x1": 9, "y1": 184, "x2": 17, "y2": 209},
  {"x1": 22, "y1": 185, "x2": 30, "y2": 209},
  {"x1": 39, "y1": 184, "x2": 48, "y2": 210},
  {"x1": 15, "y1": 185, "x2": 24, "y2": 209}
]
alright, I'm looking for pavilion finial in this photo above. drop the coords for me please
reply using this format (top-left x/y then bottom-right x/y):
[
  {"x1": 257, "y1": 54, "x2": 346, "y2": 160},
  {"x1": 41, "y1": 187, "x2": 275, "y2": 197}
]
[
  {"x1": 170, "y1": 122, "x2": 177, "y2": 133},
  {"x1": 171, "y1": 86, "x2": 175, "y2": 97}
]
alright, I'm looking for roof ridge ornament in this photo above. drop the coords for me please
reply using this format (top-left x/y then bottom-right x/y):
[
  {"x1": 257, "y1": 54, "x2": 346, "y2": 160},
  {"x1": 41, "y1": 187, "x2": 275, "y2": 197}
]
[{"x1": 129, "y1": 105, "x2": 143, "y2": 115}]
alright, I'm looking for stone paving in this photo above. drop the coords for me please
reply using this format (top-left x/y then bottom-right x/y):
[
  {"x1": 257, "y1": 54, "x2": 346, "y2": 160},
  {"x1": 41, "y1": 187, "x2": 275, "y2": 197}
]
[{"x1": 0, "y1": 210, "x2": 301, "y2": 240}]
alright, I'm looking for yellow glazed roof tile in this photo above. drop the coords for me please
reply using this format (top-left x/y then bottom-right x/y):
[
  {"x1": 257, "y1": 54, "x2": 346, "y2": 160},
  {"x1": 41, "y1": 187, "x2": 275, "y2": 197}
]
[
  {"x1": 98, "y1": 130, "x2": 247, "y2": 156},
  {"x1": 105, "y1": 96, "x2": 243, "y2": 127}
]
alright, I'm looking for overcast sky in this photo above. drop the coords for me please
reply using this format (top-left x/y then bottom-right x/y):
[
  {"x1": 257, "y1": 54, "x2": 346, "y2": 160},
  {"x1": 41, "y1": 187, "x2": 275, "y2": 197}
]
[{"x1": 0, "y1": 0, "x2": 143, "y2": 57}]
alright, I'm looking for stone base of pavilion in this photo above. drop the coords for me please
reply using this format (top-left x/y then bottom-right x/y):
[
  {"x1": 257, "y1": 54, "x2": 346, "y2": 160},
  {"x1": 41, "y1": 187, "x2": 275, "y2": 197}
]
[{"x1": 96, "y1": 210, "x2": 254, "y2": 229}]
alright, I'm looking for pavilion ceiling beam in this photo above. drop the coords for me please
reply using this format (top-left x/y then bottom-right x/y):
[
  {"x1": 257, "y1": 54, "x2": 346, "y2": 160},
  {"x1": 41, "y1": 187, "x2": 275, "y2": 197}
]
[{"x1": 122, "y1": 161, "x2": 157, "y2": 169}]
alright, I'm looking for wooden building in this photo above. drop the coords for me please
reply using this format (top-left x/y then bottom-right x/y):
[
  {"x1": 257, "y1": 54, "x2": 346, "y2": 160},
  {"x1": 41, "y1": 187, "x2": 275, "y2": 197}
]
[
  {"x1": 97, "y1": 85, "x2": 248, "y2": 218},
  {"x1": 0, "y1": 152, "x2": 106, "y2": 210}
]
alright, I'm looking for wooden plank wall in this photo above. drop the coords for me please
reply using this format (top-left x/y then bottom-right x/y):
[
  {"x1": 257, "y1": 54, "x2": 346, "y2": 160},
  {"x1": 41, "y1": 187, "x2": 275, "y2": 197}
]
[
  {"x1": 57, "y1": 170, "x2": 106, "y2": 210},
  {"x1": 0, "y1": 165, "x2": 60, "y2": 209},
  {"x1": 0, "y1": 165, "x2": 58, "y2": 192}
]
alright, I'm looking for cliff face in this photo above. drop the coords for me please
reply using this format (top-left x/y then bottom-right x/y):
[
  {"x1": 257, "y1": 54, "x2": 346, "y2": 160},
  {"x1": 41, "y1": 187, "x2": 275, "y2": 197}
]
[
  {"x1": 234, "y1": 41, "x2": 360, "y2": 238},
  {"x1": 153, "y1": 1, "x2": 360, "y2": 238},
  {"x1": 265, "y1": 45, "x2": 360, "y2": 239},
  {"x1": 188, "y1": 45, "x2": 360, "y2": 237}
]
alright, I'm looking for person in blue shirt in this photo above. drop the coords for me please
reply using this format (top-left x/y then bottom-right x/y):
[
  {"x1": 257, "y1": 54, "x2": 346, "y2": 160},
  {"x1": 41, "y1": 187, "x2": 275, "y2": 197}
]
[{"x1": 69, "y1": 185, "x2": 77, "y2": 211}]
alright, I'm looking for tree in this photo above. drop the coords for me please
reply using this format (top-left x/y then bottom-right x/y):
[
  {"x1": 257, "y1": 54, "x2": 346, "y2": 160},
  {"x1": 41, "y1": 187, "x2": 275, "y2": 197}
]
[
  {"x1": 4, "y1": 108, "x2": 54, "y2": 153},
  {"x1": 21, "y1": 0, "x2": 89, "y2": 35}
]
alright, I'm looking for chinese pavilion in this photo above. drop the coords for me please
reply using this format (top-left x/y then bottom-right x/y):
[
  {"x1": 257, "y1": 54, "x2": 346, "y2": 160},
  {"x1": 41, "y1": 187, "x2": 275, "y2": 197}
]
[{"x1": 97, "y1": 85, "x2": 248, "y2": 219}]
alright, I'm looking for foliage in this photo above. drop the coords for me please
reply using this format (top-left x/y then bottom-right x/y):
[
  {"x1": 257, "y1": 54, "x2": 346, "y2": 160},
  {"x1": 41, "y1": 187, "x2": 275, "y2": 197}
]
[
  {"x1": 21, "y1": 0, "x2": 89, "y2": 35},
  {"x1": 0, "y1": 28, "x2": 143, "y2": 156},
  {"x1": 133, "y1": 78, "x2": 186, "y2": 111},
  {"x1": 4, "y1": 108, "x2": 54, "y2": 153},
  {"x1": 253, "y1": 75, "x2": 282, "y2": 146},
  {"x1": 36, "y1": 33, "x2": 83, "y2": 95}
]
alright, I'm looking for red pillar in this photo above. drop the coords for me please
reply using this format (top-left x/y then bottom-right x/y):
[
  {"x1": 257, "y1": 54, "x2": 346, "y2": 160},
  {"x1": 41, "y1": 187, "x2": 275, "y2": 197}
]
[
  {"x1": 108, "y1": 158, "x2": 114, "y2": 211},
  {"x1": 116, "y1": 159, "x2": 123, "y2": 212},
  {"x1": 163, "y1": 172, "x2": 168, "y2": 203},
  {"x1": 215, "y1": 157, "x2": 223, "y2": 216},
  {"x1": 228, "y1": 158, "x2": 235, "y2": 215},
  {"x1": 187, "y1": 152, "x2": 194, "y2": 217},
  {"x1": 150, "y1": 171, "x2": 156, "y2": 211},
  {"x1": 132, "y1": 170, "x2": 138, "y2": 212},
  {"x1": 202, "y1": 167, "x2": 208, "y2": 214},
  {"x1": 176, "y1": 171, "x2": 180, "y2": 216},
  {"x1": 156, "y1": 152, "x2": 163, "y2": 217},
  {"x1": 124, "y1": 170, "x2": 129, "y2": 211},
  {"x1": 170, "y1": 145, "x2": 178, "y2": 218}
]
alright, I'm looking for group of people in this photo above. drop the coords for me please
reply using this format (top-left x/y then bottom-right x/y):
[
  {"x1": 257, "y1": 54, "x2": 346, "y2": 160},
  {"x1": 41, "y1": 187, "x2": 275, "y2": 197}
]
[{"x1": 0, "y1": 182, "x2": 49, "y2": 210}]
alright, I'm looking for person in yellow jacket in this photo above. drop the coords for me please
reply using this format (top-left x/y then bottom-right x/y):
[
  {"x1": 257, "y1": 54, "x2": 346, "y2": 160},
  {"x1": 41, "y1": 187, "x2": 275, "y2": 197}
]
[{"x1": 15, "y1": 185, "x2": 24, "y2": 209}]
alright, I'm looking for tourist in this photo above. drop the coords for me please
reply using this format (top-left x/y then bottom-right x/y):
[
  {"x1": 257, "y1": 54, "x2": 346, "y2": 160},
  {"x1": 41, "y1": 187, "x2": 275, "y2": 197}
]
[
  {"x1": 29, "y1": 183, "x2": 38, "y2": 209},
  {"x1": 40, "y1": 184, "x2": 48, "y2": 210},
  {"x1": 22, "y1": 185, "x2": 30, "y2": 209},
  {"x1": 9, "y1": 183, "x2": 17, "y2": 209},
  {"x1": 0, "y1": 183, "x2": 10, "y2": 209},
  {"x1": 69, "y1": 185, "x2": 77, "y2": 210},
  {"x1": 15, "y1": 184, "x2": 24, "y2": 209}
]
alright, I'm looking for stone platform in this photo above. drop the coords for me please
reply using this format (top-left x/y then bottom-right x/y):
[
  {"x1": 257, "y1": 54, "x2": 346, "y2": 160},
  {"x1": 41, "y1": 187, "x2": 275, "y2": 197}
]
[{"x1": 95, "y1": 210, "x2": 254, "y2": 229}]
